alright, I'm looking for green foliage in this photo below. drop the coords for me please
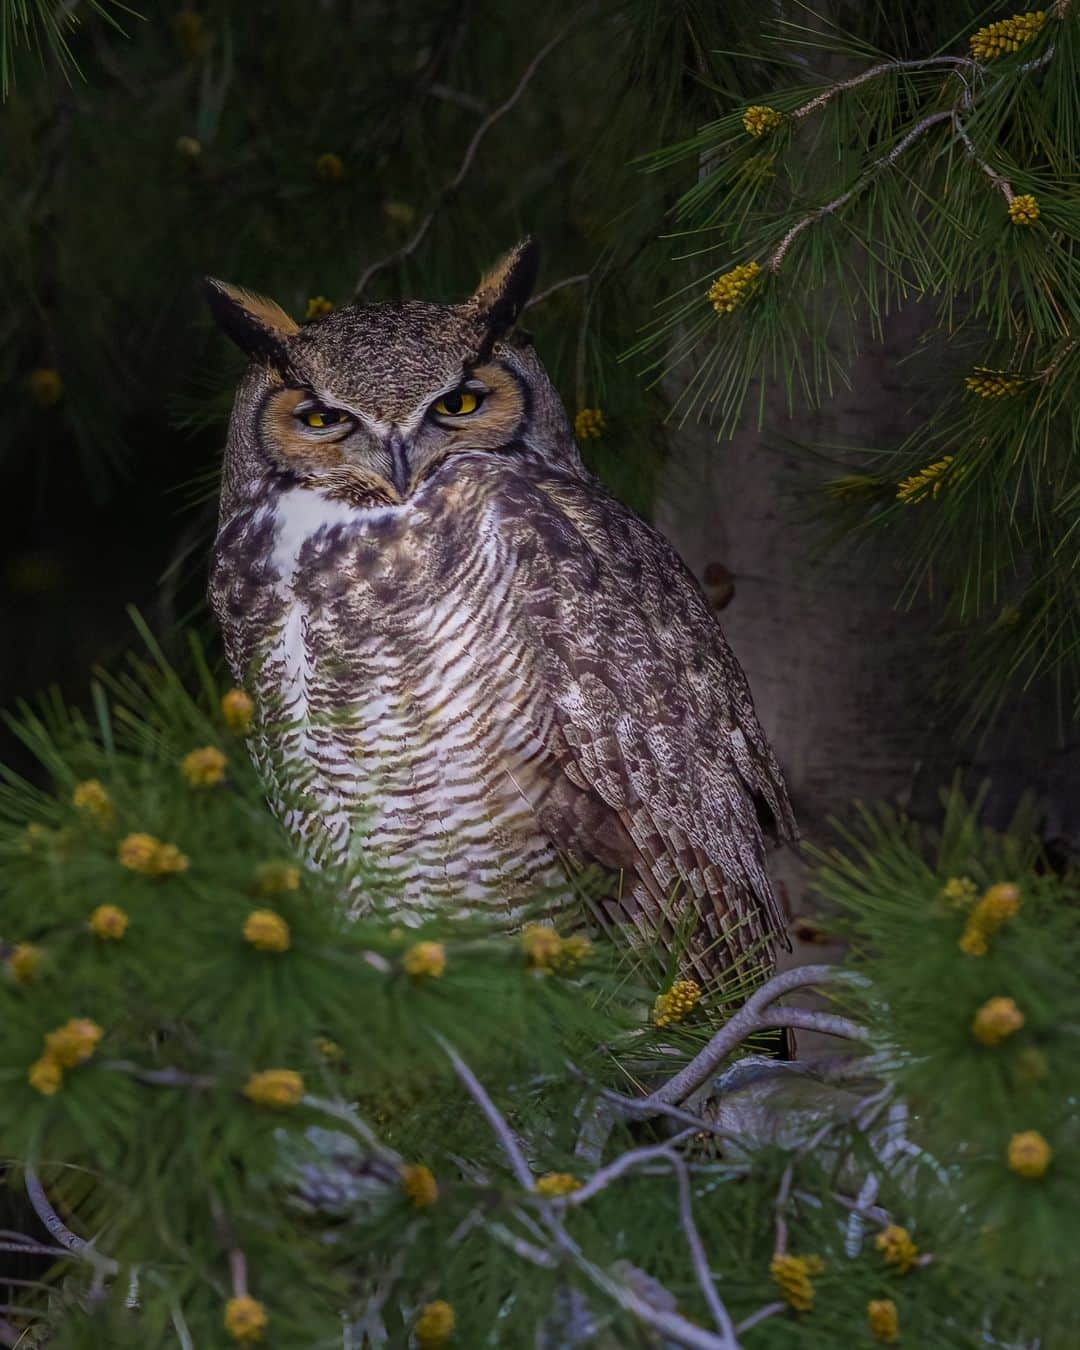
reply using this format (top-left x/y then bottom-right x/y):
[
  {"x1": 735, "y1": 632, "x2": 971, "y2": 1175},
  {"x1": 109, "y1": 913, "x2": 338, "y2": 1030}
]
[
  {"x1": 0, "y1": 0, "x2": 132, "y2": 98},
  {"x1": 815, "y1": 785, "x2": 1080, "y2": 1300},
  {"x1": 639, "y1": 5, "x2": 1080, "y2": 726},
  {"x1": 0, "y1": 639, "x2": 1074, "y2": 1346}
]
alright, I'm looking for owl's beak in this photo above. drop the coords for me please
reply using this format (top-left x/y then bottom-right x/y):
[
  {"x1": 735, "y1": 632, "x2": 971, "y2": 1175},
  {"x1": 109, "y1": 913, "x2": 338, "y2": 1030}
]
[{"x1": 384, "y1": 429, "x2": 411, "y2": 499}]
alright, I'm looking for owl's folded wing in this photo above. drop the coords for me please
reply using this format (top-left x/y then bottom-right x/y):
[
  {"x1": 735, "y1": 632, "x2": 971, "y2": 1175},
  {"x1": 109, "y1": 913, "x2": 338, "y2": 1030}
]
[{"x1": 519, "y1": 478, "x2": 797, "y2": 985}]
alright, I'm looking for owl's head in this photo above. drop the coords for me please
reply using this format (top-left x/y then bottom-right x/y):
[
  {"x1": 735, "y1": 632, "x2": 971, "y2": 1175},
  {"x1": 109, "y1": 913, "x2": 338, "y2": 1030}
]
[{"x1": 206, "y1": 239, "x2": 581, "y2": 513}]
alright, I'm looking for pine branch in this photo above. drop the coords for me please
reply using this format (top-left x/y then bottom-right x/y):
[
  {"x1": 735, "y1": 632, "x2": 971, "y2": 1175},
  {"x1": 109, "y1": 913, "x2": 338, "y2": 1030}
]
[
  {"x1": 647, "y1": 965, "x2": 864, "y2": 1107},
  {"x1": 352, "y1": 16, "x2": 581, "y2": 299}
]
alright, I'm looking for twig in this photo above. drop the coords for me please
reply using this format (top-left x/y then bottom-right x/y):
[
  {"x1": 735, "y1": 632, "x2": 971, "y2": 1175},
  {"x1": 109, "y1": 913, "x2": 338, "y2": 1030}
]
[
  {"x1": 303, "y1": 1095, "x2": 403, "y2": 1169},
  {"x1": 353, "y1": 19, "x2": 578, "y2": 299},
  {"x1": 103, "y1": 1060, "x2": 215, "y2": 1090},
  {"x1": 645, "y1": 965, "x2": 862, "y2": 1108},
  {"x1": 524, "y1": 273, "x2": 590, "y2": 311},
  {"x1": 734, "y1": 1301, "x2": 786, "y2": 1334},
  {"x1": 170, "y1": 1302, "x2": 195, "y2": 1350},
  {"x1": 24, "y1": 1167, "x2": 87, "y2": 1255},
  {"x1": 757, "y1": 1006, "x2": 865, "y2": 1040},
  {"x1": 229, "y1": 1247, "x2": 248, "y2": 1298},
  {"x1": 443, "y1": 1042, "x2": 739, "y2": 1348},
  {"x1": 427, "y1": 82, "x2": 488, "y2": 114},
  {"x1": 670, "y1": 1150, "x2": 739, "y2": 1341},
  {"x1": 790, "y1": 56, "x2": 981, "y2": 121},
  {"x1": 436, "y1": 1035, "x2": 534, "y2": 1189},
  {"x1": 541, "y1": 1218, "x2": 739, "y2": 1350},
  {"x1": 0, "y1": 1239, "x2": 78, "y2": 1259},
  {"x1": 951, "y1": 113, "x2": 1014, "y2": 202},
  {"x1": 487, "y1": 1220, "x2": 559, "y2": 1268},
  {"x1": 23, "y1": 1168, "x2": 117, "y2": 1274},
  {"x1": 773, "y1": 1161, "x2": 794, "y2": 1256},
  {"x1": 568, "y1": 1132, "x2": 697, "y2": 1205},
  {"x1": 794, "y1": 1188, "x2": 890, "y2": 1228},
  {"x1": 768, "y1": 110, "x2": 954, "y2": 270}
]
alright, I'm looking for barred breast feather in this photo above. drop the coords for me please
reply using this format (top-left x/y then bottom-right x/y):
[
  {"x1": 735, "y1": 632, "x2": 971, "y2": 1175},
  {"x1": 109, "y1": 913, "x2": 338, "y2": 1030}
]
[{"x1": 209, "y1": 449, "x2": 795, "y2": 981}]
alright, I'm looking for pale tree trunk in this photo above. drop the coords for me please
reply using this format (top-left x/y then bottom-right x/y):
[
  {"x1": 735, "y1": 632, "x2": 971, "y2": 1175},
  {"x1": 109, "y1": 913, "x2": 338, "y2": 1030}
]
[{"x1": 657, "y1": 311, "x2": 1079, "y2": 981}]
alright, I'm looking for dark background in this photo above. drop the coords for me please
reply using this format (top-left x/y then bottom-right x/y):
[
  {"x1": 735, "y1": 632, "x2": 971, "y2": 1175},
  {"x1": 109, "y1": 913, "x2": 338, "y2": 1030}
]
[{"x1": 2, "y1": 0, "x2": 1075, "y2": 844}]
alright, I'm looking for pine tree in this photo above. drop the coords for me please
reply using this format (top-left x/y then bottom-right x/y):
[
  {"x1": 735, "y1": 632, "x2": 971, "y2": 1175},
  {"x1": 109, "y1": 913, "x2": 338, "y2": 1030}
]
[{"x1": 1, "y1": 3, "x2": 1077, "y2": 1346}]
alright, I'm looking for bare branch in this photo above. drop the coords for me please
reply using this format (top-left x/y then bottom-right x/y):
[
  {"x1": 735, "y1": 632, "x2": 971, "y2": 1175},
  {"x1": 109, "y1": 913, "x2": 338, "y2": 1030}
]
[
  {"x1": 524, "y1": 273, "x2": 590, "y2": 311},
  {"x1": 353, "y1": 19, "x2": 578, "y2": 299},
  {"x1": 645, "y1": 965, "x2": 862, "y2": 1107},
  {"x1": 790, "y1": 56, "x2": 981, "y2": 121},
  {"x1": 773, "y1": 1161, "x2": 794, "y2": 1256},
  {"x1": 951, "y1": 113, "x2": 1015, "y2": 201},
  {"x1": 757, "y1": 1006, "x2": 865, "y2": 1040},
  {"x1": 23, "y1": 1168, "x2": 117, "y2": 1274},
  {"x1": 103, "y1": 1060, "x2": 215, "y2": 1090},
  {"x1": 427, "y1": 82, "x2": 488, "y2": 114},
  {"x1": 768, "y1": 111, "x2": 954, "y2": 270},
  {"x1": 568, "y1": 1132, "x2": 697, "y2": 1205},
  {"x1": 436, "y1": 1035, "x2": 535, "y2": 1189},
  {"x1": 734, "y1": 1301, "x2": 786, "y2": 1334}
]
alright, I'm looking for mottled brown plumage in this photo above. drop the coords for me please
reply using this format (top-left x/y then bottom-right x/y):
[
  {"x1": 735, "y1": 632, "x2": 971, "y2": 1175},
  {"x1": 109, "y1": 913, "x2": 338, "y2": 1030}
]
[{"x1": 206, "y1": 240, "x2": 796, "y2": 986}]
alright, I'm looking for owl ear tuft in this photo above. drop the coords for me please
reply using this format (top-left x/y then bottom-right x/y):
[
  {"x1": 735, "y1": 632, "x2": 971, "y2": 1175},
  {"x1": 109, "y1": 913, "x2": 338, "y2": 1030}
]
[
  {"x1": 203, "y1": 278, "x2": 300, "y2": 365},
  {"x1": 470, "y1": 237, "x2": 539, "y2": 339}
]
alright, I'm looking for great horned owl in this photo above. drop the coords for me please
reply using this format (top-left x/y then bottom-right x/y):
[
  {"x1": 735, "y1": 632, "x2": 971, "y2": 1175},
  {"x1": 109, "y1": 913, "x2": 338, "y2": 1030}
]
[{"x1": 206, "y1": 240, "x2": 796, "y2": 985}]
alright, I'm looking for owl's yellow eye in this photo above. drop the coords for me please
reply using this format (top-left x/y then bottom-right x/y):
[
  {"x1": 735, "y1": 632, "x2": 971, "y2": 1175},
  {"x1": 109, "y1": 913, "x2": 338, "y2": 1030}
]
[
  {"x1": 298, "y1": 406, "x2": 348, "y2": 430},
  {"x1": 433, "y1": 389, "x2": 481, "y2": 417}
]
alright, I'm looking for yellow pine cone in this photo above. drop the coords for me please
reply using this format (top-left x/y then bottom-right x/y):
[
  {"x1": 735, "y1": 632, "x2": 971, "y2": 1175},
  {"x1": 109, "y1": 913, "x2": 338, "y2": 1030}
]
[
  {"x1": 243, "y1": 909, "x2": 291, "y2": 953},
  {"x1": 1008, "y1": 193, "x2": 1040, "y2": 225},
  {"x1": 315, "y1": 1035, "x2": 343, "y2": 1062},
  {"x1": 306, "y1": 296, "x2": 334, "y2": 320},
  {"x1": 972, "y1": 995, "x2": 1024, "y2": 1046},
  {"x1": 652, "y1": 979, "x2": 702, "y2": 1028},
  {"x1": 253, "y1": 860, "x2": 301, "y2": 895},
  {"x1": 315, "y1": 152, "x2": 345, "y2": 182},
  {"x1": 707, "y1": 260, "x2": 761, "y2": 315},
  {"x1": 244, "y1": 1069, "x2": 304, "y2": 1109},
  {"x1": 414, "y1": 1300, "x2": 455, "y2": 1347},
  {"x1": 522, "y1": 923, "x2": 563, "y2": 972},
  {"x1": 534, "y1": 1172, "x2": 582, "y2": 1198},
  {"x1": 868, "y1": 1298, "x2": 900, "y2": 1344},
  {"x1": 403, "y1": 940, "x2": 446, "y2": 978},
  {"x1": 221, "y1": 687, "x2": 255, "y2": 733},
  {"x1": 970, "y1": 11, "x2": 1046, "y2": 61},
  {"x1": 382, "y1": 199, "x2": 417, "y2": 231},
  {"x1": 73, "y1": 779, "x2": 115, "y2": 826},
  {"x1": 1008, "y1": 1129, "x2": 1051, "y2": 1178},
  {"x1": 742, "y1": 104, "x2": 783, "y2": 137},
  {"x1": 558, "y1": 933, "x2": 592, "y2": 969},
  {"x1": 964, "y1": 368, "x2": 1025, "y2": 398},
  {"x1": 224, "y1": 1295, "x2": 268, "y2": 1344},
  {"x1": 9, "y1": 942, "x2": 42, "y2": 984},
  {"x1": 45, "y1": 1018, "x2": 103, "y2": 1068},
  {"x1": 875, "y1": 1224, "x2": 918, "y2": 1274},
  {"x1": 118, "y1": 832, "x2": 189, "y2": 877},
  {"x1": 89, "y1": 904, "x2": 129, "y2": 940},
  {"x1": 770, "y1": 1252, "x2": 824, "y2": 1313},
  {"x1": 941, "y1": 875, "x2": 978, "y2": 906},
  {"x1": 181, "y1": 745, "x2": 227, "y2": 788},
  {"x1": 896, "y1": 456, "x2": 954, "y2": 504},
  {"x1": 960, "y1": 882, "x2": 1020, "y2": 956},
  {"x1": 29, "y1": 1054, "x2": 63, "y2": 1096},
  {"x1": 574, "y1": 407, "x2": 606, "y2": 440},
  {"x1": 400, "y1": 1163, "x2": 439, "y2": 1209},
  {"x1": 26, "y1": 368, "x2": 63, "y2": 406}
]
